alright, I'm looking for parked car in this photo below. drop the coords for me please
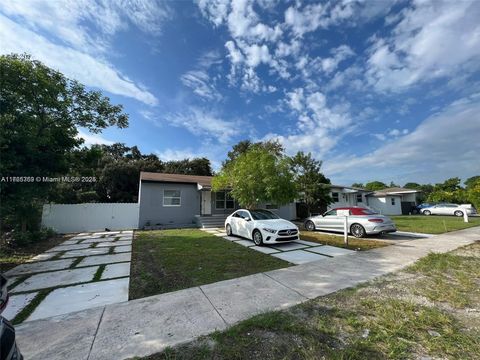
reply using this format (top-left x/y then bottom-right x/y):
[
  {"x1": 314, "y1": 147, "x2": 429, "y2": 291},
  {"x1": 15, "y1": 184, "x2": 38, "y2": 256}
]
[
  {"x1": 1, "y1": 273, "x2": 24, "y2": 360},
  {"x1": 412, "y1": 202, "x2": 438, "y2": 214},
  {"x1": 225, "y1": 209, "x2": 299, "y2": 245},
  {"x1": 304, "y1": 206, "x2": 397, "y2": 238},
  {"x1": 421, "y1": 203, "x2": 477, "y2": 217}
]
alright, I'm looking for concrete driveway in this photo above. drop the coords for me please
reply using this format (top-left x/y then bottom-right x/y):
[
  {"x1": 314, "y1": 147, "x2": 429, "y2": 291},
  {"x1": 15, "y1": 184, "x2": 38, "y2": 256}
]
[{"x1": 4, "y1": 230, "x2": 133, "y2": 323}]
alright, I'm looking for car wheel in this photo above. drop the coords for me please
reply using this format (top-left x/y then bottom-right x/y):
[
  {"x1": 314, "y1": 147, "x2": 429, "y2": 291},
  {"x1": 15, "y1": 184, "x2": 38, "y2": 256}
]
[
  {"x1": 454, "y1": 210, "x2": 463, "y2": 217},
  {"x1": 226, "y1": 224, "x2": 233, "y2": 236},
  {"x1": 252, "y1": 229, "x2": 263, "y2": 246},
  {"x1": 350, "y1": 223, "x2": 366, "y2": 238},
  {"x1": 305, "y1": 220, "x2": 315, "y2": 231},
  {"x1": 423, "y1": 210, "x2": 431, "y2": 216}
]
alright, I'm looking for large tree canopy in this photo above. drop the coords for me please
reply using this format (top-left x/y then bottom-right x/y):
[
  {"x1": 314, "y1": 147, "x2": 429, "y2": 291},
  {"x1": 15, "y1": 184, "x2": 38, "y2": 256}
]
[
  {"x1": 213, "y1": 143, "x2": 296, "y2": 209},
  {"x1": 0, "y1": 54, "x2": 128, "y2": 231},
  {"x1": 290, "y1": 151, "x2": 331, "y2": 215},
  {"x1": 364, "y1": 181, "x2": 388, "y2": 191}
]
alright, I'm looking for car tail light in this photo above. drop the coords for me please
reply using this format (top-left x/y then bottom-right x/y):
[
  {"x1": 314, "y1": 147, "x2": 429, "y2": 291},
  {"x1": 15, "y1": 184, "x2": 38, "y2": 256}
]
[{"x1": 368, "y1": 218, "x2": 384, "y2": 223}]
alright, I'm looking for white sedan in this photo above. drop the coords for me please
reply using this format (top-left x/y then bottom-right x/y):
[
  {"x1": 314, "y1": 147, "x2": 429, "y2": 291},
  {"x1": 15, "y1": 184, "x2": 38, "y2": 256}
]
[
  {"x1": 225, "y1": 209, "x2": 299, "y2": 246},
  {"x1": 421, "y1": 203, "x2": 477, "y2": 217}
]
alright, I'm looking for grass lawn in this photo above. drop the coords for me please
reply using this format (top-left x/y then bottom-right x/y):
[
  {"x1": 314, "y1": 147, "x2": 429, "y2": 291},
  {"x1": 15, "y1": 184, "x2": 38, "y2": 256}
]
[
  {"x1": 391, "y1": 215, "x2": 480, "y2": 234},
  {"x1": 0, "y1": 235, "x2": 69, "y2": 272},
  {"x1": 144, "y1": 242, "x2": 480, "y2": 360},
  {"x1": 300, "y1": 231, "x2": 388, "y2": 251},
  {"x1": 129, "y1": 229, "x2": 290, "y2": 300}
]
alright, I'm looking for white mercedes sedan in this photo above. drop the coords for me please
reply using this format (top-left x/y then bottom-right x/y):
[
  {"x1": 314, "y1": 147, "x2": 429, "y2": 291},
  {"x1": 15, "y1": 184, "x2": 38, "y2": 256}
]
[{"x1": 225, "y1": 209, "x2": 299, "y2": 246}]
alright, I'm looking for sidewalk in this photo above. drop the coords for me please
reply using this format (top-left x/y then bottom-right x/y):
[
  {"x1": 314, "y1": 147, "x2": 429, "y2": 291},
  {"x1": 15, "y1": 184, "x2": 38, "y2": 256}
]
[{"x1": 16, "y1": 226, "x2": 480, "y2": 360}]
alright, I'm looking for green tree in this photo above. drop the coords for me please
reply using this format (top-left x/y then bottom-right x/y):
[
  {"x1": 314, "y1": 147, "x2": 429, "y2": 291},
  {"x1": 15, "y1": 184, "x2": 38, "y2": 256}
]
[
  {"x1": 290, "y1": 152, "x2": 331, "y2": 215},
  {"x1": 465, "y1": 176, "x2": 480, "y2": 190},
  {"x1": 404, "y1": 182, "x2": 421, "y2": 189},
  {"x1": 466, "y1": 179, "x2": 480, "y2": 209},
  {"x1": 223, "y1": 139, "x2": 284, "y2": 167},
  {"x1": 364, "y1": 181, "x2": 387, "y2": 191},
  {"x1": 0, "y1": 54, "x2": 128, "y2": 232},
  {"x1": 164, "y1": 158, "x2": 213, "y2": 176},
  {"x1": 212, "y1": 146, "x2": 296, "y2": 209},
  {"x1": 351, "y1": 183, "x2": 364, "y2": 188}
]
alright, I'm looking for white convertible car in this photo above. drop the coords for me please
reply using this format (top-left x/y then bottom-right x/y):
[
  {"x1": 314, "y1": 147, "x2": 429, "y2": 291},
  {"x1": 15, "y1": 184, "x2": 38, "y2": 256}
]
[{"x1": 225, "y1": 209, "x2": 299, "y2": 246}]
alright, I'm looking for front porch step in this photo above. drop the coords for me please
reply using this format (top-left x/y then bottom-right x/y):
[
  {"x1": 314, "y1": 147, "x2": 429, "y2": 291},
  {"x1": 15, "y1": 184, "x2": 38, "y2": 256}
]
[{"x1": 196, "y1": 215, "x2": 228, "y2": 229}]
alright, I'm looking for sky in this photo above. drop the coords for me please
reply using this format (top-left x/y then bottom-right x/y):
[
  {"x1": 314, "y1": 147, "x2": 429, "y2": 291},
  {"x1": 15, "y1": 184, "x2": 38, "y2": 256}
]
[{"x1": 1, "y1": 0, "x2": 479, "y2": 186}]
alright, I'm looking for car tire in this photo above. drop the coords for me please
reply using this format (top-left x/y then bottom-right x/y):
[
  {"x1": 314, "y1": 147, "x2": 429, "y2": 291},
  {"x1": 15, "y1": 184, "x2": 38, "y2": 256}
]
[
  {"x1": 305, "y1": 220, "x2": 315, "y2": 231},
  {"x1": 423, "y1": 210, "x2": 431, "y2": 216},
  {"x1": 252, "y1": 229, "x2": 264, "y2": 246},
  {"x1": 350, "y1": 223, "x2": 366, "y2": 238},
  {"x1": 454, "y1": 210, "x2": 463, "y2": 217},
  {"x1": 226, "y1": 224, "x2": 233, "y2": 236}
]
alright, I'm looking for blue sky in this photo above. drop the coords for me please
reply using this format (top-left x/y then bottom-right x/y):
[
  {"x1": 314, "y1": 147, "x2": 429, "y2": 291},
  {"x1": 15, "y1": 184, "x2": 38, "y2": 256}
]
[{"x1": 1, "y1": 0, "x2": 479, "y2": 186}]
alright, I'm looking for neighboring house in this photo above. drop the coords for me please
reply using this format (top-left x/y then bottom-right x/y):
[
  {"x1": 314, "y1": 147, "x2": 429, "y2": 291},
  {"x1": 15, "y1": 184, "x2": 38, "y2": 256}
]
[
  {"x1": 328, "y1": 185, "x2": 371, "y2": 209},
  {"x1": 365, "y1": 187, "x2": 422, "y2": 215},
  {"x1": 137, "y1": 172, "x2": 297, "y2": 229},
  {"x1": 327, "y1": 185, "x2": 422, "y2": 215}
]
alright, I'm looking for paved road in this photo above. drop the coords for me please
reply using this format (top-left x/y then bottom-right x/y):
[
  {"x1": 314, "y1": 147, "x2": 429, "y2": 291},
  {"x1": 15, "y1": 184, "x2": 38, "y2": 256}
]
[{"x1": 15, "y1": 226, "x2": 480, "y2": 360}]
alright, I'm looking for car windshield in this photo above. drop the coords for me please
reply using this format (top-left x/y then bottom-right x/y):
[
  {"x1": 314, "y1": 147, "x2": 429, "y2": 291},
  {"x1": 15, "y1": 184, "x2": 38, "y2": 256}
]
[{"x1": 249, "y1": 209, "x2": 280, "y2": 220}]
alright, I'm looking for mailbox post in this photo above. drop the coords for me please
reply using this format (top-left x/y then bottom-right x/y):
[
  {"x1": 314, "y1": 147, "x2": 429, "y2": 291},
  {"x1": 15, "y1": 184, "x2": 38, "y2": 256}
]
[
  {"x1": 463, "y1": 210, "x2": 469, "y2": 223},
  {"x1": 337, "y1": 209, "x2": 350, "y2": 246}
]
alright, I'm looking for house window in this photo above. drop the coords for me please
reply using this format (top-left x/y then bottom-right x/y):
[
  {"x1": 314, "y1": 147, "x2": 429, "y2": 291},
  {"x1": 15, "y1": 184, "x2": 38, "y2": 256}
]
[
  {"x1": 391, "y1": 197, "x2": 396, "y2": 205},
  {"x1": 216, "y1": 191, "x2": 235, "y2": 209},
  {"x1": 226, "y1": 192, "x2": 235, "y2": 209},
  {"x1": 332, "y1": 192, "x2": 339, "y2": 202},
  {"x1": 356, "y1": 194, "x2": 363, "y2": 203},
  {"x1": 163, "y1": 190, "x2": 181, "y2": 206},
  {"x1": 215, "y1": 191, "x2": 225, "y2": 209}
]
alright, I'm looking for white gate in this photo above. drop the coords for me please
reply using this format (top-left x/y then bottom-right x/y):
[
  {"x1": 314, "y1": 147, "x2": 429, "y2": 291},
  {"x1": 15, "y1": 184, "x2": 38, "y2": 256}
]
[{"x1": 41, "y1": 203, "x2": 139, "y2": 233}]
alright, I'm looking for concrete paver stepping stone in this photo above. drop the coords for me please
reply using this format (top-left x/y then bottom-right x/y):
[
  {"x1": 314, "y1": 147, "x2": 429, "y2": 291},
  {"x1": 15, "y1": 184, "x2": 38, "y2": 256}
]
[
  {"x1": 113, "y1": 245, "x2": 131, "y2": 253},
  {"x1": 28, "y1": 252, "x2": 58, "y2": 262},
  {"x1": 102, "y1": 263, "x2": 130, "y2": 280},
  {"x1": 272, "y1": 250, "x2": 329, "y2": 265},
  {"x1": 121, "y1": 230, "x2": 133, "y2": 234},
  {"x1": 234, "y1": 239, "x2": 255, "y2": 247},
  {"x1": 88, "y1": 287, "x2": 226, "y2": 360},
  {"x1": 214, "y1": 232, "x2": 228, "y2": 237},
  {"x1": 222, "y1": 236, "x2": 239, "y2": 241},
  {"x1": 95, "y1": 240, "x2": 131, "y2": 247},
  {"x1": 77, "y1": 253, "x2": 131, "y2": 267},
  {"x1": 2, "y1": 292, "x2": 38, "y2": 321},
  {"x1": 306, "y1": 245, "x2": 355, "y2": 257},
  {"x1": 11, "y1": 266, "x2": 99, "y2": 293},
  {"x1": 269, "y1": 242, "x2": 308, "y2": 251},
  {"x1": 16, "y1": 307, "x2": 105, "y2": 360},
  {"x1": 60, "y1": 239, "x2": 81, "y2": 245},
  {"x1": 201, "y1": 273, "x2": 306, "y2": 324},
  {"x1": 5, "y1": 259, "x2": 75, "y2": 276},
  {"x1": 248, "y1": 246, "x2": 280, "y2": 254},
  {"x1": 46, "y1": 243, "x2": 92, "y2": 252},
  {"x1": 27, "y1": 278, "x2": 129, "y2": 321},
  {"x1": 294, "y1": 239, "x2": 323, "y2": 246},
  {"x1": 60, "y1": 247, "x2": 110, "y2": 258}
]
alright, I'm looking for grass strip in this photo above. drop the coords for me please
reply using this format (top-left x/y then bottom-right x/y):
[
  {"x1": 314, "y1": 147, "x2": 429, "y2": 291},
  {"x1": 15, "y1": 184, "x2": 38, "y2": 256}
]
[
  {"x1": 69, "y1": 256, "x2": 85, "y2": 268},
  {"x1": 12, "y1": 289, "x2": 53, "y2": 325},
  {"x1": 93, "y1": 264, "x2": 106, "y2": 281}
]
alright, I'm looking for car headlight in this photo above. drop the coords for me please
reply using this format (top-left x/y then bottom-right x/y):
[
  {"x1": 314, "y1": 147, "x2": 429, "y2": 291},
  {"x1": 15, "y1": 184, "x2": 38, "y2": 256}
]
[{"x1": 262, "y1": 228, "x2": 277, "y2": 233}]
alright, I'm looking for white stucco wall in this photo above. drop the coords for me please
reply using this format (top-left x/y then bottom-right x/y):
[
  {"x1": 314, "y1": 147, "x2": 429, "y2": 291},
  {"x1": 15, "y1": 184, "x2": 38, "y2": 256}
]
[{"x1": 366, "y1": 196, "x2": 402, "y2": 215}]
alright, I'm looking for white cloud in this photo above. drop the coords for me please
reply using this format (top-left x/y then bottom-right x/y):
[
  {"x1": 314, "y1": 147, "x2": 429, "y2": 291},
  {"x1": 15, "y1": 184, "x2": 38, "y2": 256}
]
[
  {"x1": 155, "y1": 148, "x2": 200, "y2": 161},
  {"x1": 77, "y1": 129, "x2": 114, "y2": 146},
  {"x1": 0, "y1": 1, "x2": 166, "y2": 105},
  {"x1": 181, "y1": 70, "x2": 222, "y2": 101},
  {"x1": 284, "y1": 3, "x2": 327, "y2": 37},
  {"x1": 366, "y1": 0, "x2": 480, "y2": 92},
  {"x1": 0, "y1": 15, "x2": 158, "y2": 105},
  {"x1": 325, "y1": 95, "x2": 480, "y2": 183},
  {"x1": 163, "y1": 107, "x2": 242, "y2": 144}
]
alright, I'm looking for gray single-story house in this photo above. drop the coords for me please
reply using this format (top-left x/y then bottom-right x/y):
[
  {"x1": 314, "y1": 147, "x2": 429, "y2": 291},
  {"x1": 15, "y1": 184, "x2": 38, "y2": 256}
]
[{"x1": 137, "y1": 172, "x2": 297, "y2": 229}]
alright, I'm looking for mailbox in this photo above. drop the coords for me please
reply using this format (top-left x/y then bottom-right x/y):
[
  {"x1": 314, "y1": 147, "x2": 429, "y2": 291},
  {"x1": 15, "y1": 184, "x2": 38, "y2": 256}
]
[{"x1": 337, "y1": 209, "x2": 350, "y2": 216}]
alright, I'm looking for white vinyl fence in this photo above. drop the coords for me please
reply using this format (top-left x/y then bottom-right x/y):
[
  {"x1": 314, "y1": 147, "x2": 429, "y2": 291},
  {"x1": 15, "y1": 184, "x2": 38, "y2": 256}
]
[{"x1": 42, "y1": 203, "x2": 139, "y2": 233}]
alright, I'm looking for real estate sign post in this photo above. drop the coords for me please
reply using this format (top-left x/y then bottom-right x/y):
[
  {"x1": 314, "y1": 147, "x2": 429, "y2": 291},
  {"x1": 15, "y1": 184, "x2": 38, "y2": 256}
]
[{"x1": 337, "y1": 209, "x2": 350, "y2": 246}]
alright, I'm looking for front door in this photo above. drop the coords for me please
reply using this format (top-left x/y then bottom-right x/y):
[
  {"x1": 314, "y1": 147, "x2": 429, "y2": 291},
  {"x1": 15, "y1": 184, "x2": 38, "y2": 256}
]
[{"x1": 201, "y1": 191, "x2": 212, "y2": 215}]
